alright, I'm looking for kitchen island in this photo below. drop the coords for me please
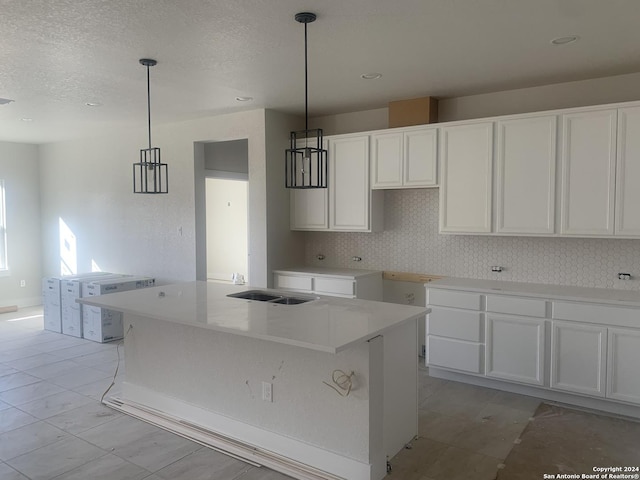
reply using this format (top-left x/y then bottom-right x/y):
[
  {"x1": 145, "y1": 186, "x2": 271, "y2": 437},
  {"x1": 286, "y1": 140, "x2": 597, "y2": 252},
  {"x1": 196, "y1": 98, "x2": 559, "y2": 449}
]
[{"x1": 79, "y1": 281, "x2": 428, "y2": 480}]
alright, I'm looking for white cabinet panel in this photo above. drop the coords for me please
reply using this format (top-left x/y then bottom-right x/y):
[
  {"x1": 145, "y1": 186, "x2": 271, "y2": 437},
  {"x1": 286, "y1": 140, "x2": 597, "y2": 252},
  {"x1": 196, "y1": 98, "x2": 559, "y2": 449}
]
[
  {"x1": 330, "y1": 136, "x2": 372, "y2": 231},
  {"x1": 440, "y1": 122, "x2": 493, "y2": 233},
  {"x1": 273, "y1": 274, "x2": 313, "y2": 292},
  {"x1": 427, "y1": 307, "x2": 483, "y2": 342},
  {"x1": 496, "y1": 115, "x2": 557, "y2": 234},
  {"x1": 486, "y1": 295, "x2": 547, "y2": 318},
  {"x1": 607, "y1": 327, "x2": 640, "y2": 405},
  {"x1": 427, "y1": 336, "x2": 483, "y2": 374},
  {"x1": 290, "y1": 188, "x2": 328, "y2": 230},
  {"x1": 560, "y1": 109, "x2": 617, "y2": 235},
  {"x1": 551, "y1": 321, "x2": 606, "y2": 397},
  {"x1": 371, "y1": 132, "x2": 403, "y2": 188},
  {"x1": 314, "y1": 278, "x2": 355, "y2": 296},
  {"x1": 485, "y1": 314, "x2": 545, "y2": 386},
  {"x1": 404, "y1": 128, "x2": 437, "y2": 187},
  {"x1": 615, "y1": 106, "x2": 640, "y2": 236},
  {"x1": 428, "y1": 289, "x2": 482, "y2": 310}
]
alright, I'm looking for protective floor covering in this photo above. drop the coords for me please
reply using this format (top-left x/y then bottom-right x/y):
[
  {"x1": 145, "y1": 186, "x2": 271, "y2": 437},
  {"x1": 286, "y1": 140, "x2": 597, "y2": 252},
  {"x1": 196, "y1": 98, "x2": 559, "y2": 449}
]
[{"x1": 497, "y1": 403, "x2": 640, "y2": 480}]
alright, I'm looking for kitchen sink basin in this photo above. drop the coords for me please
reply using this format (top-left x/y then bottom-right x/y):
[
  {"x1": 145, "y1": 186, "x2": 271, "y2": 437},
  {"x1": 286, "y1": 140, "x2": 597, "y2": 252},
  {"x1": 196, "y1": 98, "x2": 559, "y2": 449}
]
[
  {"x1": 227, "y1": 291, "x2": 282, "y2": 302},
  {"x1": 227, "y1": 290, "x2": 314, "y2": 305}
]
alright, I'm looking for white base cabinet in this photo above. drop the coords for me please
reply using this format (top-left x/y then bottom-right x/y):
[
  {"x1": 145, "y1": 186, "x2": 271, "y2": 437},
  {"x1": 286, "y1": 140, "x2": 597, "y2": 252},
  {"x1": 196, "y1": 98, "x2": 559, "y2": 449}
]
[
  {"x1": 273, "y1": 268, "x2": 383, "y2": 301},
  {"x1": 426, "y1": 279, "x2": 640, "y2": 418},
  {"x1": 607, "y1": 327, "x2": 640, "y2": 404},
  {"x1": 551, "y1": 321, "x2": 607, "y2": 397},
  {"x1": 485, "y1": 314, "x2": 545, "y2": 386}
]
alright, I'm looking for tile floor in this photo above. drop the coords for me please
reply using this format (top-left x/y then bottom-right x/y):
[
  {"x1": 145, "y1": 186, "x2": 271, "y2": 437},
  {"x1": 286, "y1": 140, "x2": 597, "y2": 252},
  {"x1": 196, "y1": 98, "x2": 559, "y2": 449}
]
[{"x1": 0, "y1": 307, "x2": 544, "y2": 480}]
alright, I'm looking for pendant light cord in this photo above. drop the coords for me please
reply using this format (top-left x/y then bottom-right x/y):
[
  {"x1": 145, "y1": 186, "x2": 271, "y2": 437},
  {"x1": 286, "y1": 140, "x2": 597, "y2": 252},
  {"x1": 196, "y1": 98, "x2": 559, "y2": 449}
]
[
  {"x1": 146, "y1": 64, "x2": 152, "y2": 152},
  {"x1": 304, "y1": 21, "x2": 309, "y2": 132}
]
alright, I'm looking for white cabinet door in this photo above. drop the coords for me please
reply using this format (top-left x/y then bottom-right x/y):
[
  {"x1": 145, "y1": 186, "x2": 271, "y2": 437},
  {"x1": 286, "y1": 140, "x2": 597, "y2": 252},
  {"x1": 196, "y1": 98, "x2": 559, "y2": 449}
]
[
  {"x1": 615, "y1": 106, "x2": 640, "y2": 236},
  {"x1": 550, "y1": 321, "x2": 606, "y2": 397},
  {"x1": 496, "y1": 115, "x2": 557, "y2": 234},
  {"x1": 560, "y1": 109, "x2": 617, "y2": 235},
  {"x1": 290, "y1": 138, "x2": 329, "y2": 230},
  {"x1": 485, "y1": 314, "x2": 545, "y2": 386},
  {"x1": 330, "y1": 135, "x2": 372, "y2": 231},
  {"x1": 607, "y1": 327, "x2": 640, "y2": 405},
  {"x1": 440, "y1": 122, "x2": 493, "y2": 233},
  {"x1": 404, "y1": 128, "x2": 437, "y2": 187},
  {"x1": 290, "y1": 188, "x2": 328, "y2": 230},
  {"x1": 371, "y1": 132, "x2": 403, "y2": 188}
]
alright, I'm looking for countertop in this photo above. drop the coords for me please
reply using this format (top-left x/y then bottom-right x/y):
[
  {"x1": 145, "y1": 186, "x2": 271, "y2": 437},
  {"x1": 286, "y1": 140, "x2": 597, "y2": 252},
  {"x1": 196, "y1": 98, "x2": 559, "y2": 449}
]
[
  {"x1": 78, "y1": 281, "x2": 428, "y2": 353},
  {"x1": 427, "y1": 277, "x2": 640, "y2": 308},
  {"x1": 273, "y1": 267, "x2": 382, "y2": 278}
]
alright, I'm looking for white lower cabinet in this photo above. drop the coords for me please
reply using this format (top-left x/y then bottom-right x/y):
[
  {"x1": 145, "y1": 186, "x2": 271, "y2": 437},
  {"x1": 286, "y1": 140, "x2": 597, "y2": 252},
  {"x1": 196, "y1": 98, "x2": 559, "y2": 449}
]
[
  {"x1": 607, "y1": 327, "x2": 640, "y2": 404},
  {"x1": 485, "y1": 314, "x2": 545, "y2": 386},
  {"x1": 272, "y1": 269, "x2": 383, "y2": 301},
  {"x1": 550, "y1": 321, "x2": 607, "y2": 397},
  {"x1": 427, "y1": 282, "x2": 640, "y2": 417}
]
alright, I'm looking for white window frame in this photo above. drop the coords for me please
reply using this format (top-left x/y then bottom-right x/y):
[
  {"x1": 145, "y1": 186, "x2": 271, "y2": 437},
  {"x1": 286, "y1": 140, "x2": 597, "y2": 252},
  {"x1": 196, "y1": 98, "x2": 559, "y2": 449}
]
[{"x1": 0, "y1": 179, "x2": 7, "y2": 273}]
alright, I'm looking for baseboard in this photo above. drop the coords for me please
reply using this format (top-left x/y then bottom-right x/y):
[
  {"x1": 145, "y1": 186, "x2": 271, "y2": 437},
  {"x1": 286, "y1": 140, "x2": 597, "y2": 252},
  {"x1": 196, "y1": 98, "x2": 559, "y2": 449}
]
[
  {"x1": 114, "y1": 382, "x2": 375, "y2": 480},
  {"x1": 0, "y1": 296, "x2": 42, "y2": 309},
  {"x1": 0, "y1": 305, "x2": 18, "y2": 314}
]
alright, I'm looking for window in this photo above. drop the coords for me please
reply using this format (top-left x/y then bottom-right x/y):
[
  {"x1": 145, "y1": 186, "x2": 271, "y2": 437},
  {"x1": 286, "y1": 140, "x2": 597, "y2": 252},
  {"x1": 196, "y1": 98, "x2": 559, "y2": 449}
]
[{"x1": 0, "y1": 180, "x2": 6, "y2": 271}]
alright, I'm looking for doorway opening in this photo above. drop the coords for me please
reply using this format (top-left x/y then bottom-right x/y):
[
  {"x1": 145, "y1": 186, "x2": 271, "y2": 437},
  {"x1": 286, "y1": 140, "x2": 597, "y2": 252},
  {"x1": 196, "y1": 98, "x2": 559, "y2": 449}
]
[{"x1": 203, "y1": 139, "x2": 249, "y2": 284}]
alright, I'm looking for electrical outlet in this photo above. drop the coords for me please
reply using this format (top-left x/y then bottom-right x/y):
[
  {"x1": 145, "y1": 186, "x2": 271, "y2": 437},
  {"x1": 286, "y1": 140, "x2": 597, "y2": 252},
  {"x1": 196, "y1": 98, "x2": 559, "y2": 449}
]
[
  {"x1": 404, "y1": 293, "x2": 415, "y2": 305},
  {"x1": 19, "y1": 280, "x2": 26, "y2": 287},
  {"x1": 262, "y1": 382, "x2": 273, "y2": 402},
  {"x1": 618, "y1": 273, "x2": 632, "y2": 280}
]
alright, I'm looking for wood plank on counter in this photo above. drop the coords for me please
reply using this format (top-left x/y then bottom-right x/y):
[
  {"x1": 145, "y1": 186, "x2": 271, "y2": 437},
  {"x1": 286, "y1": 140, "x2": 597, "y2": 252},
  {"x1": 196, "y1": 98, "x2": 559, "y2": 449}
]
[{"x1": 383, "y1": 271, "x2": 443, "y2": 283}]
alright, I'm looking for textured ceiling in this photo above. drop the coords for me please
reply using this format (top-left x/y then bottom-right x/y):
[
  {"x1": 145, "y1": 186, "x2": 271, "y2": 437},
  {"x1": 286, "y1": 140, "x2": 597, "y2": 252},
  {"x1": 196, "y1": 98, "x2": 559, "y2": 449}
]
[{"x1": 1, "y1": 0, "x2": 640, "y2": 143}]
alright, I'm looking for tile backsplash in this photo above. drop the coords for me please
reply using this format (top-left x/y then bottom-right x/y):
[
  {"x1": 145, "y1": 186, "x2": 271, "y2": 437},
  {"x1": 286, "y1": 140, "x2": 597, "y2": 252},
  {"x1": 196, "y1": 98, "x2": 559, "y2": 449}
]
[{"x1": 305, "y1": 189, "x2": 640, "y2": 290}]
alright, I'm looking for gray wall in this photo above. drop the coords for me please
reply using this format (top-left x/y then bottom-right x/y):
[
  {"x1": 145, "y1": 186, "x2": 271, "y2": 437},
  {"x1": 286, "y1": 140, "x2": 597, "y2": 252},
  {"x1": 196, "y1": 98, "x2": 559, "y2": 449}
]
[
  {"x1": 40, "y1": 109, "x2": 279, "y2": 288},
  {"x1": 0, "y1": 142, "x2": 42, "y2": 307},
  {"x1": 204, "y1": 139, "x2": 248, "y2": 174}
]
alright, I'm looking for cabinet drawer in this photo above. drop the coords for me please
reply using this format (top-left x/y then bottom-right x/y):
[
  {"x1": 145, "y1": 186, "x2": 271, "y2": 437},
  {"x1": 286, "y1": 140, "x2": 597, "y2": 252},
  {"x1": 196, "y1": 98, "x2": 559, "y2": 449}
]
[
  {"x1": 428, "y1": 289, "x2": 482, "y2": 310},
  {"x1": 486, "y1": 295, "x2": 547, "y2": 318},
  {"x1": 274, "y1": 274, "x2": 313, "y2": 292},
  {"x1": 314, "y1": 277, "x2": 355, "y2": 296},
  {"x1": 553, "y1": 301, "x2": 640, "y2": 328},
  {"x1": 427, "y1": 307, "x2": 483, "y2": 342},
  {"x1": 427, "y1": 336, "x2": 483, "y2": 374}
]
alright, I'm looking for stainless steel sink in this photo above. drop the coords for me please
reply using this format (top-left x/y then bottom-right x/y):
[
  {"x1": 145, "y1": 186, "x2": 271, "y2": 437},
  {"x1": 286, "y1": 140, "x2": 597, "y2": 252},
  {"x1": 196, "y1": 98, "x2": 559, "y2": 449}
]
[{"x1": 227, "y1": 290, "x2": 314, "y2": 305}]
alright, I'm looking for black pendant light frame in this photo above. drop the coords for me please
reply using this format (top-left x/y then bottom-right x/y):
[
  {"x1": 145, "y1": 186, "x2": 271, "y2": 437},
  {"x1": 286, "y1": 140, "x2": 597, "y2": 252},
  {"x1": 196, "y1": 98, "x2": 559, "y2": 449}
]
[
  {"x1": 133, "y1": 58, "x2": 168, "y2": 194},
  {"x1": 285, "y1": 12, "x2": 328, "y2": 189}
]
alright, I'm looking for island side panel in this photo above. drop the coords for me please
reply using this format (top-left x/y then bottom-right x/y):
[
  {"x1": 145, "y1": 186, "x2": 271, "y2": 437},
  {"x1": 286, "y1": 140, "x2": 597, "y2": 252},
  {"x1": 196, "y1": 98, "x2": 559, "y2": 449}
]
[
  {"x1": 383, "y1": 318, "x2": 419, "y2": 459},
  {"x1": 122, "y1": 313, "x2": 377, "y2": 467}
]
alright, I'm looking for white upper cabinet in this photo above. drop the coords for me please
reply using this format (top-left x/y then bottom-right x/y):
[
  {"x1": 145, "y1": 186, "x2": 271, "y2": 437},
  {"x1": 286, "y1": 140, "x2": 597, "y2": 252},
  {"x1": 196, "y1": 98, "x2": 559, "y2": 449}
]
[
  {"x1": 289, "y1": 138, "x2": 329, "y2": 230},
  {"x1": 330, "y1": 135, "x2": 383, "y2": 232},
  {"x1": 404, "y1": 128, "x2": 438, "y2": 187},
  {"x1": 496, "y1": 115, "x2": 557, "y2": 234},
  {"x1": 290, "y1": 135, "x2": 382, "y2": 232},
  {"x1": 615, "y1": 106, "x2": 640, "y2": 236},
  {"x1": 371, "y1": 132, "x2": 403, "y2": 188},
  {"x1": 439, "y1": 122, "x2": 493, "y2": 233},
  {"x1": 371, "y1": 127, "x2": 437, "y2": 189},
  {"x1": 560, "y1": 108, "x2": 617, "y2": 235}
]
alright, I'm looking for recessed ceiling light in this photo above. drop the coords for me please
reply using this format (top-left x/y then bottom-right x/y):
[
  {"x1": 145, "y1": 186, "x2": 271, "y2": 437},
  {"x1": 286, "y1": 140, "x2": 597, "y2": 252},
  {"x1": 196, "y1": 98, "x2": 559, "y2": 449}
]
[
  {"x1": 361, "y1": 73, "x2": 382, "y2": 80},
  {"x1": 235, "y1": 96, "x2": 253, "y2": 102},
  {"x1": 551, "y1": 35, "x2": 579, "y2": 45},
  {"x1": 0, "y1": 98, "x2": 15, "y2": 105},
  {"x1": 20, "y1": 117, "x2": 33, "y2": 122},
  {"x1": 85, "y1": 102, "x2": 102, "y2": 107}
]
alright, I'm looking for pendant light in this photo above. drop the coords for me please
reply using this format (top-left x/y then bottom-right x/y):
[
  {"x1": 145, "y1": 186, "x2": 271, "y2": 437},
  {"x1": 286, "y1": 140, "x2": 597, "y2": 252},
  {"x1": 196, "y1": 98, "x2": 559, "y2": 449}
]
[
  {"x1": 133, "y1": 58, "x2": 168, "y2": 194},
  {"x1": 285, "y1": 12, "x2": 328, "y2": 189}
]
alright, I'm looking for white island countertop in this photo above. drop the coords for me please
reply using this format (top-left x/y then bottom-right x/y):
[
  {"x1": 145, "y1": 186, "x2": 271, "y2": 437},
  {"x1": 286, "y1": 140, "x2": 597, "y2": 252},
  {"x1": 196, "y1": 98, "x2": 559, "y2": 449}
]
[{"x1": 78, "y1": 281, "x2": 428, "y2": 353}]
